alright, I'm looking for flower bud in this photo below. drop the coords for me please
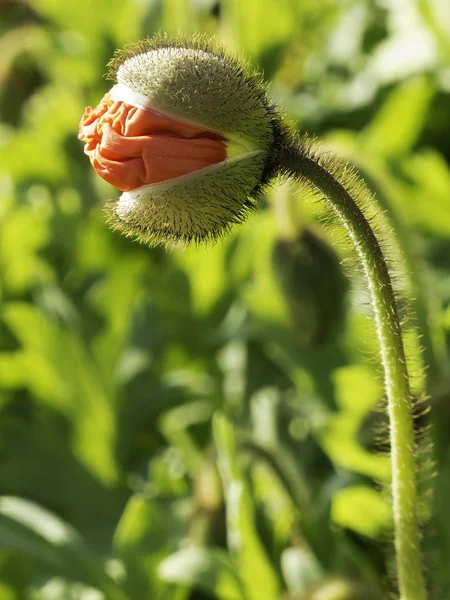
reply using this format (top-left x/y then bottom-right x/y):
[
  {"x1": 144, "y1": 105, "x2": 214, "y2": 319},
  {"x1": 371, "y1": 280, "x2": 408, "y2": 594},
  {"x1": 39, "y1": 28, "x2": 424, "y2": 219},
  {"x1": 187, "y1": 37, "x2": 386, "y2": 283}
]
[
  {"x1": 79, "y1": 35, "x2": 282, "y2": 246},
  {"x1": 272, "y1": 228, "x2": 349, "y2": 348}
]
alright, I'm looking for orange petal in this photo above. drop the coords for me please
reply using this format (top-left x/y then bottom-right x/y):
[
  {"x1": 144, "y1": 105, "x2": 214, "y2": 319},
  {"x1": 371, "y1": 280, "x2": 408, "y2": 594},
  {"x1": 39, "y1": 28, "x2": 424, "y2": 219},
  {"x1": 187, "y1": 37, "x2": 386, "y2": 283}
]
[{"x1": 78, "y1": 94, "x2": 227, "y2": 191}]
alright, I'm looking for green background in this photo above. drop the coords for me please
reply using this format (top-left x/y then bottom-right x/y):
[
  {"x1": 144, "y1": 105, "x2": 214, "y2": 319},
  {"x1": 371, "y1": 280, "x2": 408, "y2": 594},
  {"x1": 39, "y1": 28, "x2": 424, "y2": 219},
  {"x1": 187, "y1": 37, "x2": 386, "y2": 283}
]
[{"x1": 1, "y1": 0, "x2": 450, "y2": 598}]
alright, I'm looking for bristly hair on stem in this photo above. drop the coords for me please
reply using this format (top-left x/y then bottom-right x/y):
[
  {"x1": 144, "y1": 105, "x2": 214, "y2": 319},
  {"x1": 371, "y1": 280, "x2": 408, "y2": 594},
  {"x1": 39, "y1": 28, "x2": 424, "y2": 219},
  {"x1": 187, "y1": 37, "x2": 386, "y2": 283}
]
[{"x1": 273, "y1": 133, "x2": 427, "y2": 600}]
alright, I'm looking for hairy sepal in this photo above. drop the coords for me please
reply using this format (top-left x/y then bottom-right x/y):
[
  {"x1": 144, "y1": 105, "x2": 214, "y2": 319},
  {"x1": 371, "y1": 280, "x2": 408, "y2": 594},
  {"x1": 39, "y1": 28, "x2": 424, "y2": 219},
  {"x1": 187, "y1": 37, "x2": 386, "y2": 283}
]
[
  {"x1": 107, "y1": 34, "x2": 276, "y2": 157},
  {"x1": 105, "y1": 151, "x2": 266, "y2": 247}
]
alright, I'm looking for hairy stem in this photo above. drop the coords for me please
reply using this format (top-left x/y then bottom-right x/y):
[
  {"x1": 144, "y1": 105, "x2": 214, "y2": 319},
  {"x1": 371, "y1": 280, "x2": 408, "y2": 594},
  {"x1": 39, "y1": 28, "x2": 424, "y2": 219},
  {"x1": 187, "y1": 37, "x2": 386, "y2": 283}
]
[{"x1": 279, "y1": 144, "x2": 426, "y2": 600}]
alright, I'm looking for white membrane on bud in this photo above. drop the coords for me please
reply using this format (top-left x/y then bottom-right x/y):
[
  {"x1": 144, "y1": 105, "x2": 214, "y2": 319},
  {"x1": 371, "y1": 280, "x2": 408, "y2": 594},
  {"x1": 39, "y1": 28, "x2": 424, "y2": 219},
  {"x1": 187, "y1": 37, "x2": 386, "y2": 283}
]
[
  {"x1": 113, "y1": 45, "x2": 268, "y2": 153},
  {"x1": 109, "y1": 82, "x2": 254, "y2": 151},
  {"x1": 109, "y1": 81, "x2": 228, "y2": 133},
  {"x1": 109, "y1": 82, "x2": 256, "y2": 155},
  {"x1": 109, "y1": 81, "x2": 257, "y2": 159},
  {"x1": 118, "y1": 150, "x2": 264, "y2": 206},
  {"x1": 109, "y1": 83, "x2": 155, "y2": 111}
]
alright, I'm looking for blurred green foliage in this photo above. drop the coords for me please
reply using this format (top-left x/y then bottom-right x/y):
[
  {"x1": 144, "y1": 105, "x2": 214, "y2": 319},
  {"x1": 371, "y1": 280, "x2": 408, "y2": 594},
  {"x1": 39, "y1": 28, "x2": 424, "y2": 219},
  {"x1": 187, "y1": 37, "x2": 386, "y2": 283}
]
[{"x1": 0, "y1": 0, "x2": 450, "y2": 598}]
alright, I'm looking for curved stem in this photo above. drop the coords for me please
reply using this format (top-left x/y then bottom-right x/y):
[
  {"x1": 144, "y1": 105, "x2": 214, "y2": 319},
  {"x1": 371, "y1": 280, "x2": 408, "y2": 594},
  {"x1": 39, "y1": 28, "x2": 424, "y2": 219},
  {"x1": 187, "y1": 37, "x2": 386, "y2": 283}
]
[
  {"x1": 332, "y1": 145, "x2": 445, "y2": 387},
  {"x1": 279, "y1": 144, "x2": 426, "y2": 600}
]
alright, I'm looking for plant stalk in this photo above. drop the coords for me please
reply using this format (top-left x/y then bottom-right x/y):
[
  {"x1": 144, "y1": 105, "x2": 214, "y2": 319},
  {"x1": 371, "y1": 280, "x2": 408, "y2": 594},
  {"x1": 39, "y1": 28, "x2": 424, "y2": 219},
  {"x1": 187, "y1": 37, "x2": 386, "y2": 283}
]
[{"x1": 279, "y1": 144, "x2": 426, "y2": 600}]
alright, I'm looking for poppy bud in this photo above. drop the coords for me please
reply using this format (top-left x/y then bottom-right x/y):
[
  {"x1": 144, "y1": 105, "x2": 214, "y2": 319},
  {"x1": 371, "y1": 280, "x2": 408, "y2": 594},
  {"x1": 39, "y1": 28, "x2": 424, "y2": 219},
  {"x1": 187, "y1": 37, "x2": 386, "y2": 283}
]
[
  {"x1": 79, "y1": 35, "x2": 282, "y2": 246},
  {"x1": 272, "y1": 228, "x2": 349, "y2": 348}
]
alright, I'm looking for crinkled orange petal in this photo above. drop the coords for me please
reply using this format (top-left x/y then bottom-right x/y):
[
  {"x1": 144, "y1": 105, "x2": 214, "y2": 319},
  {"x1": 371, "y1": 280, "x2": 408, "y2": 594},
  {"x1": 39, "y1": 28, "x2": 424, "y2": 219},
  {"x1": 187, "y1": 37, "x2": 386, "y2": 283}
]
[{"x1": 78, "y1": 93, "x2": 227, "y2": 192}]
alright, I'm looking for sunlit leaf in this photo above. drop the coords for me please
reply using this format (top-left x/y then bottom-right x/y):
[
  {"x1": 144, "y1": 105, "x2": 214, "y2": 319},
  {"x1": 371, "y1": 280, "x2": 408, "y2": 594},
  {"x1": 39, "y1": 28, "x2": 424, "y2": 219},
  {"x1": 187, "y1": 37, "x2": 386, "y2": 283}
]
[
  {"x1": 0, "y1": 497, "x2": 128, "y2": 600},
  {"x1": 363, "y1": 77, "x2": 433, "y2": 156},
  {"x1": 331, "y1": 486, "x2": 392, "y2": 537},
  {"x1": 213, "y1": 413, "x2": 280, "y2": 600},
  {"x1": 159, "y1": 547, "x2": 244, "y2": 600}
]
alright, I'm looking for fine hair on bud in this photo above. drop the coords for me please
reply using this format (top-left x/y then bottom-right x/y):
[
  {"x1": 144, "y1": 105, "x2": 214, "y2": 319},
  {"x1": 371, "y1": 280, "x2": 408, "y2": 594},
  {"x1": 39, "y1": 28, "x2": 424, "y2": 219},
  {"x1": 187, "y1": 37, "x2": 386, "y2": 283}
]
[{"x1": 100, "y1": 34, "x2": 289, "y2": 247}]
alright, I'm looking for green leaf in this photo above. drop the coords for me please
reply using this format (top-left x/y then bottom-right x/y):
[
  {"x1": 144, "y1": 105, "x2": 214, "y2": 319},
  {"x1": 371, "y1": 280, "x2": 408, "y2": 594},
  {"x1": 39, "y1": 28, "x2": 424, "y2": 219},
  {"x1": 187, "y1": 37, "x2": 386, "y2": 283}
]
[
  {"x1": 0, "y1": 203, "x2": 52, "y2": 293},
  {"x1": 281, "y1": 546, "x2": 324, "y2": 594},
  {"x1": 113, "y1": 494, "x2": 180, "y2": 598},
  {"x1": 363, "y1": 77, "x2": 433, "y2": 157},
  {"x1": 213, "y1": 413, "x2": 280, "y2": 600},
  {"x1": 331, "y1": 486, "x2": 392, "y2": 537},
  {"x1": 2, "y1": 303, "x2": 118, "y2": 485},
  {"x1": 159, "y1": 547, "x2": 244, "y2": 600},
  {"x1": 0, "y1": 497, "x2": 128, "y2": 600},
  {"x1": 159, "y1": 400, "x2": 216, "y2": 475},
  {"x1": 0, "y1": 416, "x2": 127, "y2": 553},
  {"x1": 319, "y1": 366, "x2": 390, "y2": 481},
  {"x1": 400, "y1": 149, "x2": 450, "y2": 237}
]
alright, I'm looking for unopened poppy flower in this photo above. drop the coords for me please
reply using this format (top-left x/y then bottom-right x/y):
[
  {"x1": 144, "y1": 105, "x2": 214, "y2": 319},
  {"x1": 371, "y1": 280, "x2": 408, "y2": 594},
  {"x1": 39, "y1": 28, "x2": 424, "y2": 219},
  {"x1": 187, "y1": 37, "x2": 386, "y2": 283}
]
[
  {"x1": 79, "y1": 35, "x2": 285, "y2": 246},
  {"x1": 78, "y1": 37, "x2": 428, "y2": 598},
  {"x1": 79, "y1": 93, "x2": 228, "y2": 192}
]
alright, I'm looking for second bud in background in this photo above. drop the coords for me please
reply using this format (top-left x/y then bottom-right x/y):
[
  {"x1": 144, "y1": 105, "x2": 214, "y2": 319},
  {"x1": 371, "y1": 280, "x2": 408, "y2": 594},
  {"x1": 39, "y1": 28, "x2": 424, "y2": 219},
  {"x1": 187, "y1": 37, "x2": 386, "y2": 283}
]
[{"x1": 272, "y1": 228, "x2": 349, "y2": 349}]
